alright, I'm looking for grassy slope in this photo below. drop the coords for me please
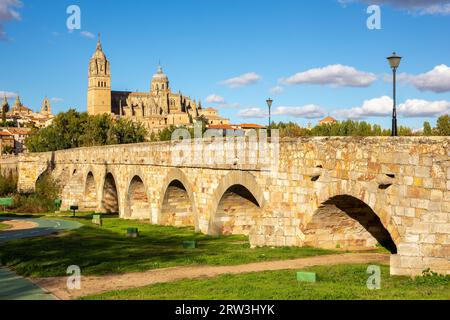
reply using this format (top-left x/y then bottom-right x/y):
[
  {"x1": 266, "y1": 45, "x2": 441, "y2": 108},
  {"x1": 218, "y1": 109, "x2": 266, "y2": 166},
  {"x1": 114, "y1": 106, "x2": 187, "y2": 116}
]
[
  {"x1": 0, "y1": 222, "x2": 11, "y2": 231},
  {"x1": 84, "y1": 264, "x2": 450, "y2": 300},
  {"x1": 0, "y1": 214, "x2": 336, "y2": 277}
]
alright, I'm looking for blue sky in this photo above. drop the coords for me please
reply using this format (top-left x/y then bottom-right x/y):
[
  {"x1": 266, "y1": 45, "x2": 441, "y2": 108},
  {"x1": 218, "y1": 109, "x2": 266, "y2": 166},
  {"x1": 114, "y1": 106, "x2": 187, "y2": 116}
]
[{"x1": 1, "y1": 0, "x2": 450, "y2": 129}]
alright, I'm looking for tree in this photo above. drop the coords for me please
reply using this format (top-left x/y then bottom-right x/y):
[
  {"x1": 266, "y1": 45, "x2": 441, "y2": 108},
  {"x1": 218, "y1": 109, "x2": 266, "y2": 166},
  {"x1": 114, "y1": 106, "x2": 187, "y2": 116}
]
[
  {"x1": 423, "y1": 121, "x2": 432, "y2": 136},
  {"x1": 25, "y1": 110, "x2": 148, "y2": 152},
  {"x1": 106, "y1": 118, "x2": 147, "y2": 145},
  {"x1": 435, "y1": 114, "x2": 450, "y2": 136},
  {"x1": 2, "y1": 145, "x2": 14, "y2": 155}
]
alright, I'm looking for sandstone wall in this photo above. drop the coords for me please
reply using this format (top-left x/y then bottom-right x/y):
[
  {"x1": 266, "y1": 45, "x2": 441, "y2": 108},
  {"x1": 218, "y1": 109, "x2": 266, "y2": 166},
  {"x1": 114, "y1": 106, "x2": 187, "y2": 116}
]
[{"x1": 16, "y1": 137, "x2": 450, "y2": 276}]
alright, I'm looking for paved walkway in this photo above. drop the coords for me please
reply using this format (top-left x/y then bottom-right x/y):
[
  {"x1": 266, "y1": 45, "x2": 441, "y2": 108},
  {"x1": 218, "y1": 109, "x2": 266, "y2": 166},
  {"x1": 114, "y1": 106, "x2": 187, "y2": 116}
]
[
  {"x1": 0, "y1": 268, "x2": 56, "y2": 300},
  {"x1": 0, "y1": 217, "x2": 82, "y2": 243},
  {"x1": 33, "y1": 253, "x2": 390, "y2": 300},
  {"x1": 0, "y1": 217, "x2": 82, "y2": 300}
]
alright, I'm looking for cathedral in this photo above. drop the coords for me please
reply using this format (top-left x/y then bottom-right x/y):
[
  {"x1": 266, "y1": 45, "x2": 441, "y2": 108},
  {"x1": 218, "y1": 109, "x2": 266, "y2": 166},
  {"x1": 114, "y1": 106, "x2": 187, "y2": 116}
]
[{"x1": 87, "y1": 36, "x2": 229, "y2": 133}]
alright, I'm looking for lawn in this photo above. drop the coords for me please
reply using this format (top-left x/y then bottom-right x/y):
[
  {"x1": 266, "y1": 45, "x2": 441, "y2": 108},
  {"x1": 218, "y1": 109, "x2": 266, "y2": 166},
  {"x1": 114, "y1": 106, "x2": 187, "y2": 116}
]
[
  {"x1": 0, "y1": 222, "x2": 11, "y2": 231},
  {"x1": 83, "y1": 264, "x2": 450, "y2": 300},
  {"x1": 0, "y1": 213, "x2": 336, "y2": 277}
]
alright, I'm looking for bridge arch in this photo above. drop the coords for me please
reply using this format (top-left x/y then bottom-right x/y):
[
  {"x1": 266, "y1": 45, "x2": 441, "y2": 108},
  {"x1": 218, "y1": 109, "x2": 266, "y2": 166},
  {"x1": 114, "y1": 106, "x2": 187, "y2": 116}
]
[
  {"x1": 125, "y1": 175, "x2": 150, "y2": 220},
  {"x1": 302, "y1": 182, "x2": 399, "y2": 253},
  {"x1": 101, "y1": 172, "x2": 120, "y2": 215},
  {"x1": 210, "y1": 171, "x2": 265, "y2": 236},
  {"x1": 303, "y1": 195, "x2": 397, "y2": 253},
  {"x1": 83, "y1": 171, "x2": 98, "y2": 211},
  {"x1": 159, "y1": 168, "x2": 198, "y2": 230}
]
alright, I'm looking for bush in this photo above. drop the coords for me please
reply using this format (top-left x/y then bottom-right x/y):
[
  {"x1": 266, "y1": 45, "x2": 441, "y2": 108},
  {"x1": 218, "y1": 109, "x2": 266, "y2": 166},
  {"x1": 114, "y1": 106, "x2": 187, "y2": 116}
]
[
  {"x1": 13, "y1": 173, "x2": 61, "y2": 213},
  {"x1": 0, "y1": 173, "x2": 17, "y2": 197}
]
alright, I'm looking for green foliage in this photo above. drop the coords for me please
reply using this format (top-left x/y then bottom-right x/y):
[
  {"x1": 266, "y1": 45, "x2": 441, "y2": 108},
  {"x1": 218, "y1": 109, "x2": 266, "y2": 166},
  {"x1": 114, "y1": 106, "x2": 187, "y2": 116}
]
[
  {"x1": 25, "y1": 110, "x2": 148, "y2": 152},
  {"x1": 155, "y1": 125, "x2": 178, "y2": 142},
  {"x1": 423, "y1": 121, "x2": 432, "y2": 136},
  {"x1": 0, "y1": 173, "x2": 17, "y2": 197},
  {"x1": 2, "y1": 145, "x2": 14, "y2": 155},
  {"x1": 435, "y1": 114, "x2": 450, "y2": 136},
  {"x1": 12, "y1": 173, "x2": 61, "y2": 213},
  {"x1": 271, "y1": 120, "x2": 394, "y2": 137}
]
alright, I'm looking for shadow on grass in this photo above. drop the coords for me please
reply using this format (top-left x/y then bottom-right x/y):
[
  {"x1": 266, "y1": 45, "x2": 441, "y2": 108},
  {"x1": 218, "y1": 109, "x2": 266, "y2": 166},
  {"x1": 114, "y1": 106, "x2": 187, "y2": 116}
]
[{"x1": 0, "y1": 216, "x2": 335, "y2": 277}]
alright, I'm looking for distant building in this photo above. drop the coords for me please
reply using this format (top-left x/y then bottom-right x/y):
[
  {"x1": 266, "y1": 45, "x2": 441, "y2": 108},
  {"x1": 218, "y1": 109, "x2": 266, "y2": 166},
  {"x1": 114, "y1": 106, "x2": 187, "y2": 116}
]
[
  {"x1": 240, "y1": 123, "x2": 267, "y2": 135},
  {"x1": 0, "y1": 130, "x2": 14, "y2": 154},
  {"x1": 1, "y1": 95, "x2": 54, "y2": 129},
  {"x1": 6, "y1": 128, "x2": 34, "y2": 154},
  {"x1": 87, "y1": 35, "x2": 230, "y2": 135},
  {"x1": 319, "y1": 116, "x2": 337, "y2": 125}
]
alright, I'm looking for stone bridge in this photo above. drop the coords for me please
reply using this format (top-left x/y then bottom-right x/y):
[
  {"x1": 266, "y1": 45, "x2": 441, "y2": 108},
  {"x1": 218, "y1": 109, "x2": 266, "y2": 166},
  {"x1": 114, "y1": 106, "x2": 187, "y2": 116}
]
[{"x1": 15, "y1": 137, "x2": 450, "y2": 276}]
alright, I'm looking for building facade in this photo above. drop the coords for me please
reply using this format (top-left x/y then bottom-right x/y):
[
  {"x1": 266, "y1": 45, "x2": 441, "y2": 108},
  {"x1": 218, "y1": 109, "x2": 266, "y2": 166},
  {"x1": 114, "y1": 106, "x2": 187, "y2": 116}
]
[
  {"x1": 1, "y1": 95, "x2": 54, "y2": 129},
  {"x1": 87, "y1": 36, "x2": 229, "y2": 133}
]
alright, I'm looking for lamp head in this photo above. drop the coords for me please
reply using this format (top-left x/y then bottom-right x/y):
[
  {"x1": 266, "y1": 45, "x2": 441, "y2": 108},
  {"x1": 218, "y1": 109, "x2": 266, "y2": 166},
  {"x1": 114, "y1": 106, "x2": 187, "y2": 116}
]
[{"x1": 387, "y1": 52, "x2": 402, "y2": 70}]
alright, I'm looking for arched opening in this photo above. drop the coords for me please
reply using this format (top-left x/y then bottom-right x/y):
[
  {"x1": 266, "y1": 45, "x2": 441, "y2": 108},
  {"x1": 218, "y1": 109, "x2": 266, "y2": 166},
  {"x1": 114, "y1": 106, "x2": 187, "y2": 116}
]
[
  {"x1": 213, "y1": 185, "x2": 262, "y2": 236},
  {"x1": 303, "y1": 195, "x2": 397, "y2": 253},
  {"x1": 161, "y1": 180, "x2": 194, "y2": 227},
  {"x1": 102, "y1": 173, "x2": 119, "y2": 214},
  {"x1": 127, "y1": 176, "x2": 149, "y2": 219},
  {"x1": 84, "y1": 172, "x2": 97, "y2": 211}
]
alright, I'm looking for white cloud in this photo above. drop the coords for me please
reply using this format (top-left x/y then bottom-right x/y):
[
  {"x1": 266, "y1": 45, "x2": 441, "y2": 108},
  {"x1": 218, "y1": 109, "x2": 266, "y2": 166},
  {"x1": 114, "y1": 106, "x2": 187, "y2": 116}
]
[
  {"x1": 334, "y1": 96, "x2": 450, "y2": 119},
  {"x1": 80, "y1": 31, "x2": 96, "y2": 39},
  {"x1": 398, "y1": 99, "x2": 450, "y2": 117},
  {"x1": 0, "y1": 90, "x2": 17, "y2": 99},
  {"x1": 270, "y1": 86, "x2": 284, "y2": 94},
  {"x1": 51, "y1": 97, "x2": 64, "y2": 103},
  {"x1": 204, "y1": 94, "x2": 225, "y2": 104},
  {"x1": 334, "y1": 96, "x2": 393, "y2": 119},
  {"x1": 0, "y1": 0, "x2": 22, "y2": 40},
  {"x1": 221, "y1": 72, "x2": 261, "y2": 88},
  {"x1": 237, "y1": 108, "x2": 267, "y2": 118},
  {"x1": 338, "y1": 0, "x2": 450, "y2": 15},
  {"x1": 399, "y1": 65, "x2": 450, "y2": 93},
  {"x1": 283, "y1": 64, "x2": 377, "y2": 88},
  {"x1": 273, "y1": 105, "x2": 326, "y2": 119}
]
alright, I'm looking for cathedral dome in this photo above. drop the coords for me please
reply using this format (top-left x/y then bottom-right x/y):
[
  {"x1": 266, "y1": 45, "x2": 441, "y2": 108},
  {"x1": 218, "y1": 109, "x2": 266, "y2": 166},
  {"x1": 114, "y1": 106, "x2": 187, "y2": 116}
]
[{"x1": 152, "y1": 65, "x2": 168, "y2": 81}]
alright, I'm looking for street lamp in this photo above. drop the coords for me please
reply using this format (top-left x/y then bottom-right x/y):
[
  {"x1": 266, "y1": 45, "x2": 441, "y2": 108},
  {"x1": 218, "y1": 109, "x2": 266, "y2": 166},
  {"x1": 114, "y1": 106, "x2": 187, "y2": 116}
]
[
  {"x1": 266, "y1": 98, "x2": 273, "y2": 132},
  {"x1": 387, "y1": 52, "x2": 402, "y2": 137}
]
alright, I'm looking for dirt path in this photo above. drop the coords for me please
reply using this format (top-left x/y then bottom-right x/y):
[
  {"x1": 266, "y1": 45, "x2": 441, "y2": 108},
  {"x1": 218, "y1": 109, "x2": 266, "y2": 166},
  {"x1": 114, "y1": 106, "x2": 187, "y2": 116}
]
[
  {"x1": 32, "y1": 253, "x2": 390, "y2": 300},
  {"x1": 1, "y1": 220, "x2": 39, "y2": 231}
]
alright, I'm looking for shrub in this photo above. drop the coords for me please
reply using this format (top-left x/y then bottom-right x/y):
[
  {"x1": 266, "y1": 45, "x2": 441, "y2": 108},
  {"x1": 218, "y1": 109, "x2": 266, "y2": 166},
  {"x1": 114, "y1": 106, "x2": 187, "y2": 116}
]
[
  {"x1": 0, "y1": 173, "x2": 17, "y2": 197},
  {"x1": 13, "y1": 173, "x2": 61, "y2": 213}
]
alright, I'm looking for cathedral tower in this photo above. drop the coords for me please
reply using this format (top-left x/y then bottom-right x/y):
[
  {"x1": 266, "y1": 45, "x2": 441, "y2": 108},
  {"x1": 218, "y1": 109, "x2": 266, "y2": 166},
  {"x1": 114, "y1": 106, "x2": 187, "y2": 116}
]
[
  {"x1": 41, "y1": 96, "x2": 52, "y2": 116},
  {"x1": 87, "y1": 35, "x2": 111, "y2": 115},
  {"x1": 150, "y1": 65, "x2": 170, "y2": 94}
]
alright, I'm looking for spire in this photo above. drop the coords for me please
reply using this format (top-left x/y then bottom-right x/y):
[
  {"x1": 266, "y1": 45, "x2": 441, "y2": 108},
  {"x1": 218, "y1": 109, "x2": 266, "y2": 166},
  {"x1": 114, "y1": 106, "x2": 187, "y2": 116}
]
[
  {"x1": 96, "y1": 33, "x2": 102, "y2": 51},
  {"x1": 157, "y1": 63, "x2": 163, "y2": 74},
  {"x1": 14, "y1": 95, "x2": 21, "y2": 107}
]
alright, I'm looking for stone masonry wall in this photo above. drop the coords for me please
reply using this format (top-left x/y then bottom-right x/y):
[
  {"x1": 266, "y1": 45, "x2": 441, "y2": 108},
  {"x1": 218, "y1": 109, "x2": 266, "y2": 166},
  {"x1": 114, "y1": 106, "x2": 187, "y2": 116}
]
[{"x1": 16, "y1": 137, "x2": 450, "y2": 276}]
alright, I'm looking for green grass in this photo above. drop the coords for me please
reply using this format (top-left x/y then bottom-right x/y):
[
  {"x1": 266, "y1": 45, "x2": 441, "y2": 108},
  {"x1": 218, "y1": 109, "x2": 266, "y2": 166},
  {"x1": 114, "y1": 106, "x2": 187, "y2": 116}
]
[
  {"x1": 0, "y1": 221, "x2": 11, "y2": 231},
  {"x1": 83, "y1": 264, "x2": 450, "y2": 300},
  {"x1": 0, "y1": 214, "x2": 336, "y2": 277}
]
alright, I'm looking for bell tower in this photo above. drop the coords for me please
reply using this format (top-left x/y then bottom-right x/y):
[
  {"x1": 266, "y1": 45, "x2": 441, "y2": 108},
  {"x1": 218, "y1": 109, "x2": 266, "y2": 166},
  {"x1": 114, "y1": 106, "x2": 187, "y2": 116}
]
[
  {"x1": 41, "y1": 96, "x2": 52, "y2": 116},
  {"x1": 87, "y1": 34, "x2": 111, "y2": 115},
  {"x1": 150, "y1": 65, "x2": 170, "y2": 94}
]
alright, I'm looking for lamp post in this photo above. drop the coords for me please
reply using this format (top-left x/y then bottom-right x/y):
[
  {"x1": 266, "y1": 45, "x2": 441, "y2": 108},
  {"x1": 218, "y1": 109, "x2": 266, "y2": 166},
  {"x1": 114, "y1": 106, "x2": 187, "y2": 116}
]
[
  {"x1": 387, "y1": 52, "x2": 402, "y2": 137},
  {"x1": 266, "y1": 98, "x2": 273, "y2": 136}
]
